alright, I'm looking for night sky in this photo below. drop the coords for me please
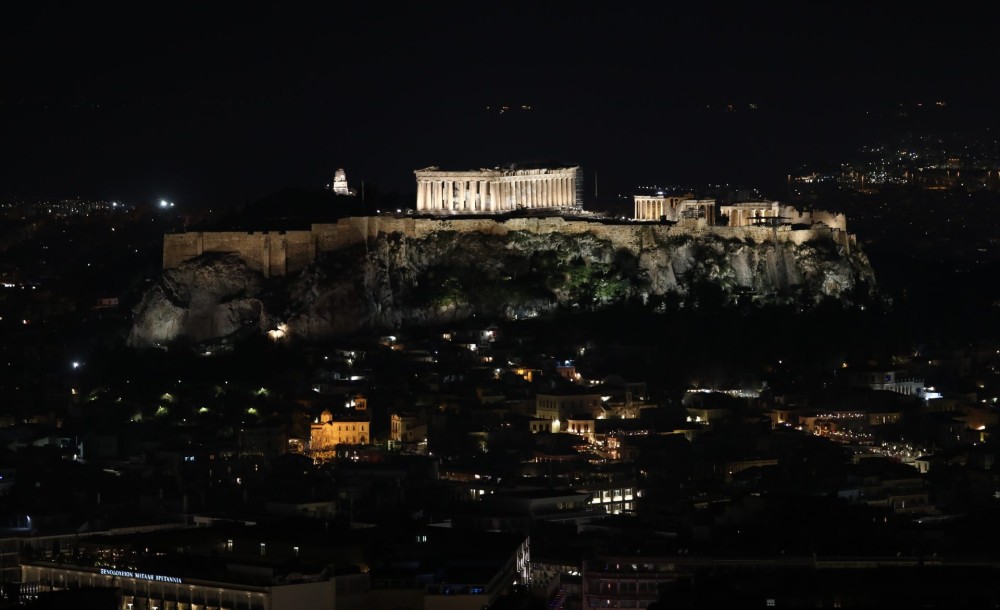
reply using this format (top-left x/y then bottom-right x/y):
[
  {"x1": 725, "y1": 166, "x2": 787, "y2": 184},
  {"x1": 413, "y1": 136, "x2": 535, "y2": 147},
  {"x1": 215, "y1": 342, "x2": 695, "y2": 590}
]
[{"x1": 3, "y1": 3, "x2": 999, "y2": 208}]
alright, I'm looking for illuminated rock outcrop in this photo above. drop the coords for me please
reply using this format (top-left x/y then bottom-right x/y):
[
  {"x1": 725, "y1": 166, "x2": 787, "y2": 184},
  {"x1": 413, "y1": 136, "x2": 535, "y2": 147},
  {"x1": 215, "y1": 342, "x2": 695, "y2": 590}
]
[
  {"x1": 127, "y1": 253, "x2": 270, "y2": 347},
  {"x1": 131, "y1": 219, "x2": 876, "y2": 346}
]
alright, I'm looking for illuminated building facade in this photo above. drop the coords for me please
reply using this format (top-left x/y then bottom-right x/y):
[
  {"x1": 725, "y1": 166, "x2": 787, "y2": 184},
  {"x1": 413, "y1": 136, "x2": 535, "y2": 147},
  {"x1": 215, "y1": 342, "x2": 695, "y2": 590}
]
[
  {"x1": 389, "y1": 413, "x2": 426, "y2": 443},
  {"x1": 720, "y1": 202, "x2": 847, "y2": 230},
  {"x1": 330, "y1": 168, "x2": 355, "y2": 196},
  {"x1": 414, "y1": 165, "x2": 581, "y2": 214},
  {"x1": 20, "y1": 563, "x2": 337, "y2": 610},
  {"x1": 310, "y1": 397, "x2": 370, "y2": 451},
  {"x1": 633, "y1": 194, "x2": 716, "y2": 223},
  {"x1": 310, "y1": 410, "x2": 369, "y2": 450},
  {"x1": 582, "y1": 556, "x2": 676, "y2": 610},
  {"x1": 536, "y1": 392, "x2": 604, "y2": 422}
]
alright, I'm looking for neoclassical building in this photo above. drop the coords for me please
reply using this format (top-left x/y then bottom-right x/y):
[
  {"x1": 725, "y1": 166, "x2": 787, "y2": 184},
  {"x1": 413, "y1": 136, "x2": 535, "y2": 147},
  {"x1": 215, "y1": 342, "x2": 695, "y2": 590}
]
[
  {"x1": 310, "y1": 397, "x2": 370, "y2": 451},
  {"x1": 414, "y1": 165, "x2": 581, "y2": 214}
]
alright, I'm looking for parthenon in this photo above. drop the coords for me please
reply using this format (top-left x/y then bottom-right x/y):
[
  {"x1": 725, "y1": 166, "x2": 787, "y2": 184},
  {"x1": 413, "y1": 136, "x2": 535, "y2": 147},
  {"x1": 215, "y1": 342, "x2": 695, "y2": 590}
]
[{"x1": 414, "y1": 165, "x2": 581, "y2": 214}]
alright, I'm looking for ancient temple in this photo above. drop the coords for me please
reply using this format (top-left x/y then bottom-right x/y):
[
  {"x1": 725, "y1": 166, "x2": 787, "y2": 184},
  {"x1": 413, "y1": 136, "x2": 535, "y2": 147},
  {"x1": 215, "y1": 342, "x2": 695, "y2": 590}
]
[{"x1": 414, "y1": 165, "x2": 581, "y2": 214}]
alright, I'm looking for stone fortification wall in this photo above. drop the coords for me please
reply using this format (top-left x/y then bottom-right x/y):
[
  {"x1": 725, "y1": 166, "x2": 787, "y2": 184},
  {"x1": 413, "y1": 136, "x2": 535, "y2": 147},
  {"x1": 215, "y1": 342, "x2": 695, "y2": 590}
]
[
  {"x1": 163, "y1": 230, "x2": 315, "y2": 277},
  {"x1": 317, "y1": 216, "x2": 856, "y2": 259},
  {"x1": 164, "y1": 216, "x2": 854, "y2": 276}
]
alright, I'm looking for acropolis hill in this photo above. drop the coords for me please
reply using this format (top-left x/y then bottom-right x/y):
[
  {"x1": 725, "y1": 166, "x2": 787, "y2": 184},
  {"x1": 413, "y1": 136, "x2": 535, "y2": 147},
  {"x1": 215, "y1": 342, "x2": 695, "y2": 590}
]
[
  {"x1": 132, "y1": 212, "x2": 875, "y2": 346},
  {"x1": 124, "y1": 163, "x2": 873, "y2": 345}
]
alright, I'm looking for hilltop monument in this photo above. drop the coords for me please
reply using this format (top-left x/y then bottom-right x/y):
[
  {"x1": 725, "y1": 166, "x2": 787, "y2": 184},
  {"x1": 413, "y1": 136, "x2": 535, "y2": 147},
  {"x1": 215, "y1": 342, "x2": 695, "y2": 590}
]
[{"x1": 331, "y1": 168, "x2": 356, "y2": 196}]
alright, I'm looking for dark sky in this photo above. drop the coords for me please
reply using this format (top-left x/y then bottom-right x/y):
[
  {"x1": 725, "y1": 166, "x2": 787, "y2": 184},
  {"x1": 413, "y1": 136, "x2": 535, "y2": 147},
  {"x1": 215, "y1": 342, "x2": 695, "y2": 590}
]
[{"x1": 3, "y1": 3, "x2": 999, "y2": 207}]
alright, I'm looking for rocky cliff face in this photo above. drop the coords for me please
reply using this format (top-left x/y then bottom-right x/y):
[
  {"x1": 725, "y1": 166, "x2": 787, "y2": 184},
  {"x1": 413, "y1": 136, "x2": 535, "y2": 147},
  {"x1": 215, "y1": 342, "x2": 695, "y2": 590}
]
[
  {"x1": 127, "y1": 253, "x2": 271, "y2": 347},
  {"x1": 128, "y1": 226, "x2": 876, "y2": 346}
]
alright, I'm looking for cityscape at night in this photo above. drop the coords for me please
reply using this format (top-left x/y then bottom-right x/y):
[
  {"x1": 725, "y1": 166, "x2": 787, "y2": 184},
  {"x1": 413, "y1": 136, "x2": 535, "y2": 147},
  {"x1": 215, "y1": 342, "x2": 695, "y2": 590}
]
[{"x1": 4, "y1": 4, "x2": 1000, "y2": 610}]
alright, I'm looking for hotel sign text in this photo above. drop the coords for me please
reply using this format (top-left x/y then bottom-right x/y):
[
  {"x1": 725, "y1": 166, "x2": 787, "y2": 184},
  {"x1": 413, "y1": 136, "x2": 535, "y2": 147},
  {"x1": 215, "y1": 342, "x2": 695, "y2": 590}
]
[{"x1": 100, "y1": 568, "x2": 182, "y2": 584}]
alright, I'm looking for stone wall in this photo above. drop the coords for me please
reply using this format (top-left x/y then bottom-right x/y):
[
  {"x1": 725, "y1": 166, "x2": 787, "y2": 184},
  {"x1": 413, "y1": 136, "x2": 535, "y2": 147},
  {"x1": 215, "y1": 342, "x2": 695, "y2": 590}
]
[
  {"x1": 164, "y1": 216, "x2": 855, "y2": 276},
  {"x1": 163, "y1": 230, "x2": 315, "y2": 277}
]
